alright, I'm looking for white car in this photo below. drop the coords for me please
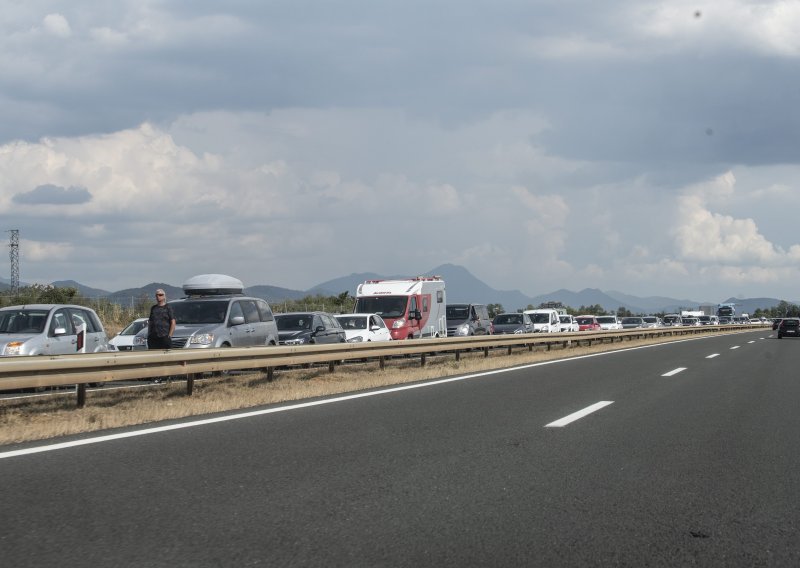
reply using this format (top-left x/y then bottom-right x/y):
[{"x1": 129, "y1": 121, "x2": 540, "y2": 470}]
[
  {"x1": 558, "y1": 314, "x2": 579, "y2": 332},
  {"x1": 596, "y1": 315, "x2": 622, "y2": 331},
  {"x1": 109, "y1": 317, "x2": 148, "y2": 351},
  {"x1": 334, "y1": 313, "x2": 392, "y2": 343}
]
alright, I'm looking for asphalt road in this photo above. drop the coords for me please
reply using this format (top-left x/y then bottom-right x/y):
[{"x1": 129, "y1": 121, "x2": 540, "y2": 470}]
[{"x1": 2, "y1": 329, "x2": 798, "y2": 567}]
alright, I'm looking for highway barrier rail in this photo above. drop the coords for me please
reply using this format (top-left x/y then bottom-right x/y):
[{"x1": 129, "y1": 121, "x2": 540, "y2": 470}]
[{"x1": 0, "y1": 324, "x2": 767, "y2": 407}]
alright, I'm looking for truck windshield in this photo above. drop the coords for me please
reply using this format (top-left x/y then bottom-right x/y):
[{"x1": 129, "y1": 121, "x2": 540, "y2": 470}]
[{"x1": 354, "y1": 296, "x2": 408, "y2": 318}]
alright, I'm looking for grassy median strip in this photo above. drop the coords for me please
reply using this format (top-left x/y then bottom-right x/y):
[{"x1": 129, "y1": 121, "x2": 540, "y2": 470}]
[{"x1": 0, "y1": 331, "x2": 751, "y2": 445}]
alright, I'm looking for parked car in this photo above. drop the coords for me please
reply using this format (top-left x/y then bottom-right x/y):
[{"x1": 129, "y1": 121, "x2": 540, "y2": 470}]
[
  {"x1": 446, "y1": 304, "x2": 492, "y2": 336},
  {"x1": 641, "y1": 316, "x2": 662, "y2": 328},
  {"x1": 575, "y1": 315, "x2": 601, "y2": 331},
  {"x1": 596, "y1": 315, "x2": 622, "y2": 331},
  {"x1": 777, "y1": 318, "x2": 800, "y2": 339},
  {"x1": 0, "y1": 304, "x2": 114, "y2": 356},
  {"x1": 275, "y1": 312, "x2": 346, "y2": 345},
  {"x1": 133, "y1": 274, "x2": 279, "y2": 349},
  {"x1": 523, "y1": 309, "x2": 561, "y2": 333},
  {"x1": 662, "y1": 314, "x2": 683, "y2": 327},
  {"x1": 492, "y1": 312, "x2": 534, "y2": 334},
  {"x1": 109, "y1": 317, "x2": 148, "y2": 351},
  {"x1": 682, "y1": 317, "x2": 700, "y2": 326},
  {"x1": 620, "y1": 317, "x2": 645, "y2": 329},
  {"x1": 558, "y1": 314, "x2": 579, "y2": 332},
  {"x1": 334, "y1": 313, "x2": 392, "y2": 342}
]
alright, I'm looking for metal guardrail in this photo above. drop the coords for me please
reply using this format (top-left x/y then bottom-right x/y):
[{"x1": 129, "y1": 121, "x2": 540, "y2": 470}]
[{"x1": 0, "y1": 324, "x2": 765, "y2": 405}]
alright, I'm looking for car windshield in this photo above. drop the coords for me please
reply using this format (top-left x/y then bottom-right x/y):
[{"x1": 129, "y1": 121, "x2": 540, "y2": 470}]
[
  {"x1": 530, "y1": 313, "x2": 550, "y2": 323},
  {"x1": 596, "y1": 317, "x2": 615, "y2": 323},
  {"x1": 446, "y1": 306, "x2": 470, "y2": 320},
  {"x1": 120, "y1": 320, "x2": 148, "y2": 335},
  {"x1": 494, "y1": 314, "x2": 522, "y2": 325},
  {"x1": 336, "y1": 316, "x2": 367, "y2": 330},
  {"x1": 621, "y1": 318, "x2": 641, "y2": 324},
  {"x1": 170, "y1": 301, "x2": 228, "y2": 324},
  {"x1": 0, "y1": 310, "x2": 49, "y2": 334},
  {"x1": 354, "y1": 296, "x2": 408, "y2": 318},
  {"x1": 576, "y1": 317, "x2": 594, "y2": 325},
  {"x1": 642, "y1": 317, "x2": 656, "y2": 322},
  {"x1": 276, "y1": 314, "x2": 313, "y2": 331}
]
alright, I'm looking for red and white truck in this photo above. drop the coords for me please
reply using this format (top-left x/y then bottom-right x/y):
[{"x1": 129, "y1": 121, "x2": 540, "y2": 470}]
[{"x1": 354, "y1": 276, "x2": 447, "y2": 340}]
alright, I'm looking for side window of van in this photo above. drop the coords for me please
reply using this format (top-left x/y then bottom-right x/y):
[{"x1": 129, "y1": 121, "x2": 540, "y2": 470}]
[
  {"x1": 229, "y1": 302, "x2": 245, "y2": 323},
  {"x1": 410, "y1": 297, "x2": 418, "y2": 313},
  {"x1": 423, "y1": 297, "x2": 429, "y2": 313},
  {"x1": 256, "y1": 300, "x2": 274, "y2": 322},
  {"x1": 240, "y1": 300, "x2": 260, "y2": 323}
]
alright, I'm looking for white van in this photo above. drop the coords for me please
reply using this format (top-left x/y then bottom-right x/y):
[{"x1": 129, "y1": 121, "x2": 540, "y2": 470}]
[{"x1": 523, "y1": 309, "x2": 561, "y2": 333}]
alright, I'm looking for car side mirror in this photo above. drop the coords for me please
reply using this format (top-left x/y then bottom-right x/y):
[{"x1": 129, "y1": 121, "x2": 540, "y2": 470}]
[
  {"x1": 412, "y1": 310, "x2": 422, "y2": 321},
  {"x1": 230, "y1": 316, "x2": 245, "y2": 326},
  {"x1": 370, "y1": 325, "x2": 380, "y2": 331},
  {"x1": 315, "y1": 325, "x2": 326, "y2": 333},
  {"x1": 53, "y1": 327, "x2": 67, "y2": 336}
]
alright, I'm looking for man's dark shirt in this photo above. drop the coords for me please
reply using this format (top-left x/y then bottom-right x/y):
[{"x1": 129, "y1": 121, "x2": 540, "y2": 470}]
[{"x1": 148, "y1": 304, "x2": 175, "y2": 339}]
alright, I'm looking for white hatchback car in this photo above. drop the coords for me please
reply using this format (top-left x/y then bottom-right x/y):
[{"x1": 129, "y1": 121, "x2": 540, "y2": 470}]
[
  {"x1": 596, "y1": 315, "x2": 622, "y2": 331},
  {"x1": 334, "y1": 313, "x2": 392, "y2": 342},
  {"x1": 109, "y1": 317, "x2": 148, "y2": 351}
]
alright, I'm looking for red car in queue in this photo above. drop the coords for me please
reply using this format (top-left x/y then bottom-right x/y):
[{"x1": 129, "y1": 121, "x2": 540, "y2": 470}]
[{"x1": 575, "y1": 315, "x2": 601, "y2": 331}]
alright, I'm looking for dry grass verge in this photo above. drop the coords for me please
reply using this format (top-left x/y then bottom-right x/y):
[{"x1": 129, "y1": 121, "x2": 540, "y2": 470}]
[{"x1": 0, "y1": 331, "x2": 752, "y2": 446}]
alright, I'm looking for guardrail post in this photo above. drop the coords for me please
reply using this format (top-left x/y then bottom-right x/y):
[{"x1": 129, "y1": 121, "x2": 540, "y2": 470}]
[
  {"x1": 528, "y1": 344, "x2": 533, "y2": 351},
  {"x1": 483, "y1": 347, "x2": 489, "y2": 358},
  {"x1": 546, "y1": 343, "x2": 552, "y2": 351},
  {"x1": 420, "y1": 353, "x2": 427, "y2": 367},
  {"x1": 328, "y1": 362, "x2": 335, "y2": 373},
  {"x1": 507, "y1": 346, "x2": 512, "y2": 355},
  {"x1": 455, "y1": 351, "x2": 460, "y2": 361},
  {"x1": 187, "y1": 373, "x2": 199, "y2": 396},
  {"x1": 266, "y1": 367, "x2": 274, "y2": 382},
  {"x1": 379, "y1": 356, "x2": 386, "y2": 370},
  {"x1": 76, "y1": 383, "x2": 86, "y2": 409}
]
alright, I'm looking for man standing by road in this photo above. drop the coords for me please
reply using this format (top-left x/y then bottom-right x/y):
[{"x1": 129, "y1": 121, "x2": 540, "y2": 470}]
[{"x1": 147, "y1": 289, "x2": 176, "y2": 349}]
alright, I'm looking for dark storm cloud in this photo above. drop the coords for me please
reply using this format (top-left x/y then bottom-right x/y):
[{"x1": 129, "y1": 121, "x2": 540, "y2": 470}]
[{"x1": 13, "y1": 184, "x2": 92, "y2": 205}]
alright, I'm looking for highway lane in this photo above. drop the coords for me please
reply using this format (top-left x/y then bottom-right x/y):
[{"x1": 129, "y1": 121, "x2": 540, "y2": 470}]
[{"x1": 2, "y1": 329, "x2": 799, "y2": 566}]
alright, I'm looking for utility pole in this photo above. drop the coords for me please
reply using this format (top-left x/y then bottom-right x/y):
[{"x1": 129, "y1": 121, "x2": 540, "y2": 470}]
[{"x1": 8, "y1": 229, "x2": 19, "y2": 294}]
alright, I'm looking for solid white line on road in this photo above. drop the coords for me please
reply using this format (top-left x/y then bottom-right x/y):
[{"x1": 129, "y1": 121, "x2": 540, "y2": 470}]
[
  {"x1": 706, "y1": 354, "x2": 720, "y2": 359},
  {"x1": 748, "y1": 341, "x2": 755, "y2": 344},
  {"x1": 545, "y1": 401, "x2": 614, "y2": 428},
  {"x1": 730, "y1": 346, "x2": 740, "y2": 350},
  {"x1": 662, "y1": 367, "x2": 687, "y2": 377}
]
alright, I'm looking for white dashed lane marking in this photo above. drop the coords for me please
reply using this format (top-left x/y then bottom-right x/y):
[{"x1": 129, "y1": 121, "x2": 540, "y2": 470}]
[
  {"x1": 545, "y1": 401, "x2": 614, "y2": 428},
  {"x1": 706, "y1": 354, "x2": 720, "y2": 359},
  {"x1": 662, "y1": 367, "x2": 687, "y2": 377},
  {"x1": 730, "y1": 346, "x2": 740, "y2": 350}
]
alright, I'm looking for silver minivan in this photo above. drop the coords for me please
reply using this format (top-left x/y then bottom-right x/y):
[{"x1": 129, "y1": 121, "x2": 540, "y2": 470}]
[
  {"x1": 0, "y1": 304, "x2": 113, "y2": 356},
  {"x1": 134, "y1": 274, "x2": 279, "y2": 349}
]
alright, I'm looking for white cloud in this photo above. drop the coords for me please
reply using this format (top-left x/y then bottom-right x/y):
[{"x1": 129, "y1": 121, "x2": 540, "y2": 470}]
[{"x1": 42, "y1": 13, "x2": 71, "y2": 38}]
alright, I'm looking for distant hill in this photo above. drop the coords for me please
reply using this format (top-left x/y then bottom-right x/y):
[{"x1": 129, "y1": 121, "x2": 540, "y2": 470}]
[
  {"x1": 33, "y1": 264, "x2": 799, "y2": 315},
  {"x1": 51, "y1": 279, "x2": 111, "y2": 298}
]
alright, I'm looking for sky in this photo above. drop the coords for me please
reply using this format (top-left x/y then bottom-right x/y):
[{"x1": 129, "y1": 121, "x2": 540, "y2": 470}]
[{"x1": 2, "y1": 0, "x2": 800, "y2": 301}]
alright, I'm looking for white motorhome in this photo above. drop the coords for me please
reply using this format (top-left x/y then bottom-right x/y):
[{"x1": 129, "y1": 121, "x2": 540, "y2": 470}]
[
  {"x1": 523, "y1": 308, "x2": 561, "y2": 333},
  {"x1": 354, "y1": 277, "x2": 446, "y2": 340}
]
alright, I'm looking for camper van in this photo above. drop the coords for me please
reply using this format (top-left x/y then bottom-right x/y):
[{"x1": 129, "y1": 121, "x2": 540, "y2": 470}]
[{"x1": 354, "y1": 277, "x2": 446, "y2": 340}]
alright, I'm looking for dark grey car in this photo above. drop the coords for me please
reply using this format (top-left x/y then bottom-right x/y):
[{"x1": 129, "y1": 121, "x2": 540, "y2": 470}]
[
  {"x1": 446, "y1": 304, "x2": 492, "y2": 336},
  {"x1": 492, "y1": 313, "x2": 533, "y2": 334},
  {"x1": 275, "y1": 312, "x2": 346, "y2": 345}
]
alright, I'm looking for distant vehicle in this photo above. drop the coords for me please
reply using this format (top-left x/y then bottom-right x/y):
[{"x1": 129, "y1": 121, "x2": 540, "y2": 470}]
[
  {"x1": 777, "y1": 318, "x2": 800, "y2": 339},
  {"x1": 719, "y1": 316, "x2": 733, "y2": 325},
  {"x1": 523, "y1": 309, "x2": 561, "y2": 333},
  {"x1": 354, "y1": 277, "x2": 446, "y2": 340},
  {"x1": 109, "y1": 317, "x2": 148, "y2": 351},
  {"x1": 0, "y1": 304, "x2": 113, "y2": 356},
  {"x1": 717, "y1": 303, "x2": 737, "y2": 319},
  {"x1": 445, "y1": 304, "x2": 492, "y2": 336},
  {"x1": 492, "y1": 313, "x2": 534, "y2": 335},
  {"x1": 596, "y1": 315, "x2": 622, "y2": 331},
  {"x1": 682, "y1": 317, "x2": 700, "y2": 326},
  {"x1": 558, "y1": 314, "x2": 579, "y2": 333},
  {"x1": 662, "y1": 314, "x2": 683, "y2": 327},
  {"x1": 334, "y1": 314, "x2": 392, "y2": 343},
  {"x1": 620, "y1": 317, "x2": 645, "y2": 329},
  {"x1": 575, "y1": 315, "x2": 601, "y2": 331},
  {"x1": 641, "y1": 316, "x2": 662, "y2": 328},
  {"x1": 276, "y1": 312, "x2": 346, "y2": 345},
  {"x1": 697, "y1": 315, "x2": 719, "y2": 325},
  {"x1": 133, "y1": 274, "x2": 279, "y2": 350}
]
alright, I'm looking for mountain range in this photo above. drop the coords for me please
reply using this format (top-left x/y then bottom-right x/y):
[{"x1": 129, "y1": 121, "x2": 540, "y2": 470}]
[{"x1": 0, "y1": 264, "x2": 772, "y2": 315}]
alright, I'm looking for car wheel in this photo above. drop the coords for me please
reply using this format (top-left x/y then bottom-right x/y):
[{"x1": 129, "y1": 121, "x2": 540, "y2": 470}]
[{"x1": 778, "y1": 333, "x2": 783, "y2": 339}]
